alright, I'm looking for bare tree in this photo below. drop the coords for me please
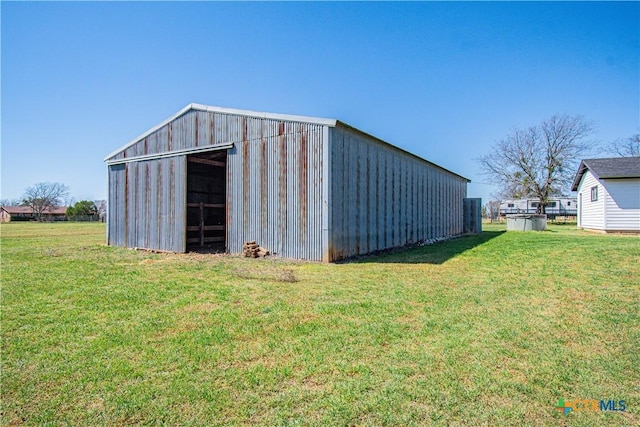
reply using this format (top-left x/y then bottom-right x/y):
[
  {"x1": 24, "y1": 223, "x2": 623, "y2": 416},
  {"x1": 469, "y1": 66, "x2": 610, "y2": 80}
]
[
  {"x1": 94, "y1": 200, "x2": 107, "y2": 222},
  {"x1": 478, "y1": 114, "x2": 595, "y2": 214},
  {"x1": 0, "y1": 199, "x2": 22, "y2": 207},
  {"x1": 608, "y1": 134, "x2": 640, "y2": 157},
  {"x1": 482, "y1": 200, "x2": 501, "y2": 222},
  {"x1": 22, "y1": 182, "x2": 70, "y2": 221}
]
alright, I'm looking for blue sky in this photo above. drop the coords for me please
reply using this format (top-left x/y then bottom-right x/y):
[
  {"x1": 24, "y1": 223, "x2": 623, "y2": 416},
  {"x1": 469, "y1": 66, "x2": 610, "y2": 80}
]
[{"x1": 2, "y1": 1, "x2": 638, "y2": 203}]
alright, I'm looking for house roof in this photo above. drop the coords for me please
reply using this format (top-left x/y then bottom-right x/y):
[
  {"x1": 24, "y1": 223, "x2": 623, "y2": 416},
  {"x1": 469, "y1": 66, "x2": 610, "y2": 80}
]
[
  {"x1": 1, "y1": 206, "x2": 68, "y2": 215},
  {"x1": 105, "y1": 103, "x2": 471, "y2": 182},
  {"x1": 571, "y1": 157, "x2": 640, "y2": 191}
]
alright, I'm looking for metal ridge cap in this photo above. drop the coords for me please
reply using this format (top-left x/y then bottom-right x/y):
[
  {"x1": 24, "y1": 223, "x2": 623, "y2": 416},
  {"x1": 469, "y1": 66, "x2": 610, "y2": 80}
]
[{"x1": 189, "y1": 103, "x2": 337, "y2": 127}]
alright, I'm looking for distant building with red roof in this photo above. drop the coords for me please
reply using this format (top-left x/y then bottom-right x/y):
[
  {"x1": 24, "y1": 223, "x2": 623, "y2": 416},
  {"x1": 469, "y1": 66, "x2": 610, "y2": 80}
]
[{"x1": 0, "y1": 206, "x2": 68, "y2": 222}]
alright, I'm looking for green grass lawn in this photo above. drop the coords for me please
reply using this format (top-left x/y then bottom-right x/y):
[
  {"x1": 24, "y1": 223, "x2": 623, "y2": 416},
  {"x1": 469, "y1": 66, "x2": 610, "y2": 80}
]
[{"x1": 2, "y1": 222, "x2": 638, "y2": 426}]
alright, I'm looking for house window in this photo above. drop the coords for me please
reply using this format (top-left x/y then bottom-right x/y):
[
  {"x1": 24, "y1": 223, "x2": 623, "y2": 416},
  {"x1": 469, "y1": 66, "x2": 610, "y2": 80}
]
[
  {"x1": 591, "y1": 186, "x2": 598, "y2": 202},
  {"x1": 567, "y1": 201, "x2": 571, "y2": 206},
  {"x1": 508, "y1": 203, "x2": 514, "y2": 208}
]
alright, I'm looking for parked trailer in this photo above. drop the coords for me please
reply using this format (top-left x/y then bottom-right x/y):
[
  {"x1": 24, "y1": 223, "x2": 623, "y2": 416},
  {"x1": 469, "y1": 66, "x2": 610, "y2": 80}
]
[{"x1": 499, "y1": 198, "x2": 577, "y2": 219}]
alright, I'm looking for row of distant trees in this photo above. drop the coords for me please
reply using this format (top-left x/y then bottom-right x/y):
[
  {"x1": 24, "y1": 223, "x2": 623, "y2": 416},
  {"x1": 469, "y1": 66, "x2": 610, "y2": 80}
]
[
  {"x1": 1, "y1": 182, "x2": 106, "y2": 222},
  {"x1": 67, "y1": 200, "x2": 107, "y2": 221}
]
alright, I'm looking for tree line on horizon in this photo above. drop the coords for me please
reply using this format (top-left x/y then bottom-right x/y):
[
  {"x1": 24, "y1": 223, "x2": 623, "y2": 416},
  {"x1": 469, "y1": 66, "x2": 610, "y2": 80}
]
[{"x1": 1, "y1": 182, "x2": 106, "y2": 222}]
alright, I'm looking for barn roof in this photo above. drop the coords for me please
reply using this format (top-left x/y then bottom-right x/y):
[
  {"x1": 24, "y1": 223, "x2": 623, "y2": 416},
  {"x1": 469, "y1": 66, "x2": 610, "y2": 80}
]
[
  {"x1": 105, "y1": 103, "x2": 470, "y2": 182},
  {"x1": 571, "y1": 157, "x2": 640, "y2": 191}
]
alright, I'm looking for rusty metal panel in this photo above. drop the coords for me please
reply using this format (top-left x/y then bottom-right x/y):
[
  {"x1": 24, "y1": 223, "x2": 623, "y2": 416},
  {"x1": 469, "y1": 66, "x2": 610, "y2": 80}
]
[
  {"x1": 113, "y1": 110, "x2": 243, "y2": 162},
  {"x1": 107, "y1": 164, "x2": 126, "y2": 247},
  {"x1": 328, "y1": 124, "x2": 468, "y2": 261},
  {"x1": 463, "y1": 198, "x2": 482, "y2": 234},
  {"x1": 385, "y1": 152, "x2": 393, "y2": 248},
  {"x1": 107, "y1": 156, "x2": 186, "y2": 252},
  {"x1": 226, "y1": 116, "x2": 326, "y2": 261}
]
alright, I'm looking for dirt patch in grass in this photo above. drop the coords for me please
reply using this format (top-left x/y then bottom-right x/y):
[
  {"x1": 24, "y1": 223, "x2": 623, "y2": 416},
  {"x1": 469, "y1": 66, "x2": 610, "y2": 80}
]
[{"x1": 232, "y1": 265, "x2": 299, "y2": 283}]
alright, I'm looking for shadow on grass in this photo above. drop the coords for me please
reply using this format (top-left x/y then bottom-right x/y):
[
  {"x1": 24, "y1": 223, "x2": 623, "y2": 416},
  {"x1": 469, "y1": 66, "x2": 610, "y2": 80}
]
[{"x1": 340, "y1": 231, "x2": 505, "y2": 265}]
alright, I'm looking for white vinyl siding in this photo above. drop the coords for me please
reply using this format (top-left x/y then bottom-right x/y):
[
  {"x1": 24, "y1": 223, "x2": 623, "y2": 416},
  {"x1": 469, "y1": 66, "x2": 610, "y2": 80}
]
[
  {"x1": 578, "y1": 171, "x2": 605, "y2": 230},
  {"x1": 603, "y1": 179, "x2": 640, "y2": 231}
]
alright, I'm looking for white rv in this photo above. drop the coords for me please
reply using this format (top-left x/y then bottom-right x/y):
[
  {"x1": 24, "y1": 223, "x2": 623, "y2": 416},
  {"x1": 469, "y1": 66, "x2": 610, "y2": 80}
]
[{"x1": 499, "y1": 198, "x2": 577, "y2": 219}]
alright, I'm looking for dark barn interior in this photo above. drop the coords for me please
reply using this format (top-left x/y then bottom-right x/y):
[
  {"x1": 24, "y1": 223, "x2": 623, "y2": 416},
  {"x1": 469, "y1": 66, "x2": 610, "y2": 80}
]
[{"x1": 186, "y1": 151, "x2": 227, "y2": 251}]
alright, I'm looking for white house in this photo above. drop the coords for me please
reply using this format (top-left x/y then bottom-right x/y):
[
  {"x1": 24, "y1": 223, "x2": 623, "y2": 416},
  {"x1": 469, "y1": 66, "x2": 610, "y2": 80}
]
[{"x1": 571, "y1": 157, "x2": 640, "y2": 233}]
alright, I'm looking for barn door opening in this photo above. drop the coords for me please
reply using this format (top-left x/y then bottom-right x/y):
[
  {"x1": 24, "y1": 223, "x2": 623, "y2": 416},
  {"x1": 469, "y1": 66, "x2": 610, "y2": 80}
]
[{"x1": 186, "y1": 151, "x2": 227, "y2": 252}]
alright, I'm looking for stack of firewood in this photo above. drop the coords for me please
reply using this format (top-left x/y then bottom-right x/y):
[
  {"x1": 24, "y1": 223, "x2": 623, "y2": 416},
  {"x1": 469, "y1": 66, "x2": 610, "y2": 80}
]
[{"x1": 243, "y1": 241, "x2": 270, "y2": 258}]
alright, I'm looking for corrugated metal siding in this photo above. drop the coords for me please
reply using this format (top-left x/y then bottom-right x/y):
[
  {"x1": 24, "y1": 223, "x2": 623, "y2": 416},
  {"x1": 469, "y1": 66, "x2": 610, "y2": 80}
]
[
  {"x1": 107, "y1": 156, "x2": 186, "y2": 252},
  {"x1": 603, "y1": 179, "x2": 640, "y2": 231},
  {"x1": 107, "y1": 110, "x2": 243, "y2": 162},
  {"x1": 577, "y1": 171, "x2": 605, "y2": 230},
  {"x1": 107, "y1": 110, "x2": 329, "y2": 162},
  {"x1": 329, "y1": 125, "x2": 467, "y2": 260},
  {"x1": 107, "y1": 106, "x2": 471, "y2": 260},
  {"x1": 107, "y1": 164, "x2": 126, "y2": 247},
  {"x1": 227, "y1": 117, "x2": 326, "y2": 261},
  {"x1": 463, "y1": 198, "x2": 483, "y2": 234},
  {"x1": 107, "y1": 110, "x2": 327, "y2": 258}
]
